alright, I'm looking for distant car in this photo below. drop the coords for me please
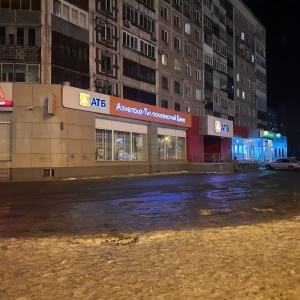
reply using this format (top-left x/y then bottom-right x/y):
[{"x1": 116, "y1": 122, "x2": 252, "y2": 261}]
[{"x1": 265, "y1": 158, "x2": 300, "y2": 171}]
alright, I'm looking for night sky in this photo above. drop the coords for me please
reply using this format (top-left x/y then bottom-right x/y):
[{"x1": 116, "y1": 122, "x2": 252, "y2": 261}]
[{"x1": 242, "y1": 0, "x2": 300, "y2": 153}]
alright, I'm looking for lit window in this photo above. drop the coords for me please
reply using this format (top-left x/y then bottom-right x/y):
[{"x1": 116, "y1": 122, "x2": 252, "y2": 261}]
[
  {"x1": 162, "y1": 54, "x2": 168, "y2": 65},
  {"x1": 174, "y1": 58, "x2": 181, "y2": 71},
  {"x1": 185, "y1": 23, "x2": 191, "y2": 35}
]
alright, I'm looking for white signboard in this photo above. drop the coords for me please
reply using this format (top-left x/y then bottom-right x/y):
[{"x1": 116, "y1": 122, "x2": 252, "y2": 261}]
[
  {"x1": 199, "y1": 116, "x2": 233, "y2": 138},
  {"x1": 62, "y1": 86, "x2": 110, "y2": 114}
]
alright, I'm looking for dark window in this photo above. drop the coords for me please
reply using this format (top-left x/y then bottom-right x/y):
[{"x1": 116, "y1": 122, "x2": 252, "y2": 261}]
[
  {"x1": 31, "y1": 0, "x2": 41, "y2": 10},
  {"x1": 9, "y1": 34, "x2": 14, "y2": 45},
  {"x1": 21, "y1": 0, "x2": 30, "y2": 9},
  {"x1": 101, "y1": 0, "x2": 112, "y2": 12},
  {"x1": 11, "y1": 0, "x2": 21, "y2": 9},
  {"x1": 175, "y1": 102, "x2": 180, "y2": 111},
  {"x1": 101, "y1": 54, "x2": 112, "y2": 72},
  {"x1": 0, "y1": 27, "x2": 5, "y2": 44},
  {"x1": 17, "y1": 28, "x2": 24, "y2": 45},
  {"x1": 174, "y1": 81, "x2": 180, "y2": 93},
  {"x1": 123, "y1": 58, "x2": 155, "y2": 85},
  {"x1": 1, "y1": 0, "x2": 10, "y2": 8},
  {"x1": 162, "y1": 76, "x2": 168, "y2": 89},
  {"x1": 51, "y1": 66, "x2": 90, "y2": 89},
  {"x1": 123, "y1": 85, "x2": 156, "y2": 106},
  {"x1": 28, "y1": 28, "x2": 35, "y2": 46},
  {"x1": 162, "y1": 100, "x2": 168, "y2": 108}
]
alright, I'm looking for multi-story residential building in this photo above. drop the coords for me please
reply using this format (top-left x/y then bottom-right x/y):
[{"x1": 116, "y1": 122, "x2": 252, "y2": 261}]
[{"x1": 1, "y1": 0, "x2": 284, "y2": 180}]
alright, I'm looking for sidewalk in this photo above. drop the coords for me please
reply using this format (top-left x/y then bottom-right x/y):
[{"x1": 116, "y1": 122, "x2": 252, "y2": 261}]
[{"x1": 1, "y1": 216, "x2": 300, "y2": 300}]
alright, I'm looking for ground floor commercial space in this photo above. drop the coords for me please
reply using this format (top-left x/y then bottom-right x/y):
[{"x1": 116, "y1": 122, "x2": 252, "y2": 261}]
[
  {"x1": 0, "y1": 83, "x2": 192, "y2": 181},
  {"x1": 232, "y1": 128, "x2": 287, "y2": 163},
  {"x1": 0, "y1": 83, "x2": 282, "y2": 181}
]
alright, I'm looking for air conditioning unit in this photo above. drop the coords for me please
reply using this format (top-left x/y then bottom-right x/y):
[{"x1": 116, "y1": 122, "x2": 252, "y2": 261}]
[
  {"x1": 124, "y1": 19, "x2": 131, "y2": 28},
  {"x1": 95, "y1": 80, "x2": 103, "y2": 88},
  {"x1": 158, "y1": 50, "x2": 165, "y2": 55},
  {"x1": 151, "y1": 34, "x2": 157, "y2": 42}
]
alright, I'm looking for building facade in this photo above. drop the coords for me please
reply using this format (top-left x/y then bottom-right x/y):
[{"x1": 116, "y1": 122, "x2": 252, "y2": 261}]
[{"x1": 0, "y1": 0, "x2": 285, "y2": 180}]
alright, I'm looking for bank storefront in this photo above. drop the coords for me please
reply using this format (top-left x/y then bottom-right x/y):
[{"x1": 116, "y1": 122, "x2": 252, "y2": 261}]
[
  {"x1": 232, "y1": 129, "x2": 287, "y2": 163},
  {"x1": 0, "y1": 83, "x2": 191, "y2": 181}
]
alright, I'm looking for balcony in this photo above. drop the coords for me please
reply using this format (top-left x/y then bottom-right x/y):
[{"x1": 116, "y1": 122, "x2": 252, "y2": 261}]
[{"x1": 0, "y1": 45, "x2": 41, "y2": 62}]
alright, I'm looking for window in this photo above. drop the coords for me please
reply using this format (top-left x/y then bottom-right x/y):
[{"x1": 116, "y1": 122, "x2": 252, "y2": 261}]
[
  {"x1": 195, "y1": 30, "x2": 201, "y2": 42},
  {"x1": 174, "y1": 59, "x2": 181, "y2": 71},
  {"x1": 0, "y1": 27, "x2": 5, "y2": 44},
  {"x1": 174, "y1": 81, "x2": 180, "y2": 93},
  {"x1": 101, "y1": 0, "x2": 112, "y2": 12},
  {"x1": 0, "y1": 115, "x2": 12, "y2": 161},
  {"x1": 95, "y1": 125, "x2": 147, "y2": 161},
  {"x1": 123, "y1": 58, "x2": 155, "y2": 85},
  {"x1": 123, "y1": 32, "x2": 138, "y2": 50},
  {"x1": 161, "y1": 6, "x2": 168, "y2": 19},
  {"x1": 140, "y1": 41, "x2": 155, "y2": 58},
  {"x1": 174, "y1": 15, "x2": 180, "y2": 27},
  {"x1": 236, "y1": 73, "x2": 240, "y2": 82},
  {"x1": 0, "y1": 63, "x2": 40, "y2": 83},
  {"x1": 139, "y1": 14, "x2": 155, "y2": 33},
  {"x1": 242, "y1": 91, "x2": 245, "y2": 99},
  {"x1": 162, "y1": 76, "x2": 168, "y2": 89},
  {"x1": 185, "y1": 85, "x2": 191, "y2": 97},
  {"x1": 157, "y1": 133, "x2": 186, "y2": 160},
  {"x1": 162, "y1": 54, "x2": 168, "y2": 65},
  {"x1": 196, "y1": 88, "x2": 201, "y2": 100},
  {"x1": 185, "y1": 106, "x2": 191, "y2": 113},
  {"x1": 175, "y1": 102, "x2": 180, "y2": 111},
  {"x1": 236, "y1": 88, "x2": 240, "y2": 97},
  {"x1": 101, "y1": 53, "x2": 112, "y2": 72},
  {"x1": 195, "y1": 49, "x2": 201, "y2": 61},
  {"x1": 162, "y1": 99, "x2": 168, "y2": 108},
  {"x1": 185, "y1": 23, "x2": 191, "y2": 35},
  {"x1": 196, "y1": 69, "x2": 201, "y2": 81},
  {"x1": 195, "y1": 10, "x2": 201, "y2": 23},
  {"x1": 174, "y1": 37, "x2": 180, "y2": 50},
  {"x1": 161, "y1": 29, "x2": 168, "y2": 43},
  {"x1": 185, "y1": 64, "x2": 191, "y2": 76},
  {"x1": 102, "y1": 25, "x2": 113, "y2": 42},
  {"x1": 72, "y1": 8, "x2": 78, "y2": 24},
  {"x1": 62, "y1": 4, "x2": 69, "y2": 20},
  {"x1": 241, "y1": 32, "x2": 245, "y2": 40},
  {"x1": 185, "y1": 43, "x2": 191, "y2": 55},
  {"x1": 17, "y1": 28, "x2": 24, "y2": 45}
]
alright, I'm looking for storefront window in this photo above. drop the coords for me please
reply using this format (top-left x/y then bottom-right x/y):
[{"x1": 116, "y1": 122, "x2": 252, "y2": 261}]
[
  {"x1": 0, "y1": 113, "x2": 12, "y2": 161},
  {"x1": 158, "y1": 135, "x2": 186, "y2": 160},
  {"x1": 132, "y1": 132, "x2": 147, "y2": 160},
  {"x1": 115, "y1": 131, "x2": 130, "y2": 160},
  {"x1": 95, "y1": 128, "x2": 147, "y2": 161},
  {"x1": 95, "y1": 129, "x2": 112, "y2": 160}
]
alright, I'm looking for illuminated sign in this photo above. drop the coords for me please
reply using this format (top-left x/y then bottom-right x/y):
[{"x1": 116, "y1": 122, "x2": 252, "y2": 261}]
[
  {"x1": 62, "y1": 86, "x2": 110, "y2": 114},
  {"x1": 110, "y1": 97, "x2": 191, "y2": 127},
  {"x1": 215, "y1": 120, "x2": 229, "y2": 133},
  {"x1": 0, "y1": 85, "x2": 13, "y2": 107},
  {"x1": 0, "y1": 100, "x2": 13, "y2": 107},
  {"x1": 259, "y1": 130, "x2": 281, "y2": 139},
  {"x1": 200, "y1": 116, "x2": 233, "y2": 137},
  {"x1": 62, "y1": 86, "x2": 190, "y2": 127},
  {"x1": 115, "y1": 102, "x2": 186, "y2": 123},
  {"x1": 79, "y1": 93, "x2": 106, "y2": 108},
  {"x1": 0, "y1": 87, "x2": 4, "y2": 99}
]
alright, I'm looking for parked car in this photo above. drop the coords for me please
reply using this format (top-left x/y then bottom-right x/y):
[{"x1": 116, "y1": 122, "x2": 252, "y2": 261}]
[{"x1": 265, "y1": 158, "x2": 300, "y2": 171}]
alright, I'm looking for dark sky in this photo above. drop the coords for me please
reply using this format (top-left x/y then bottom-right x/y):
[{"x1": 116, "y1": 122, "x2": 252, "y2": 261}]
[{"x1": 242, "y1": 0, "x2": 300, "y2": 113}]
